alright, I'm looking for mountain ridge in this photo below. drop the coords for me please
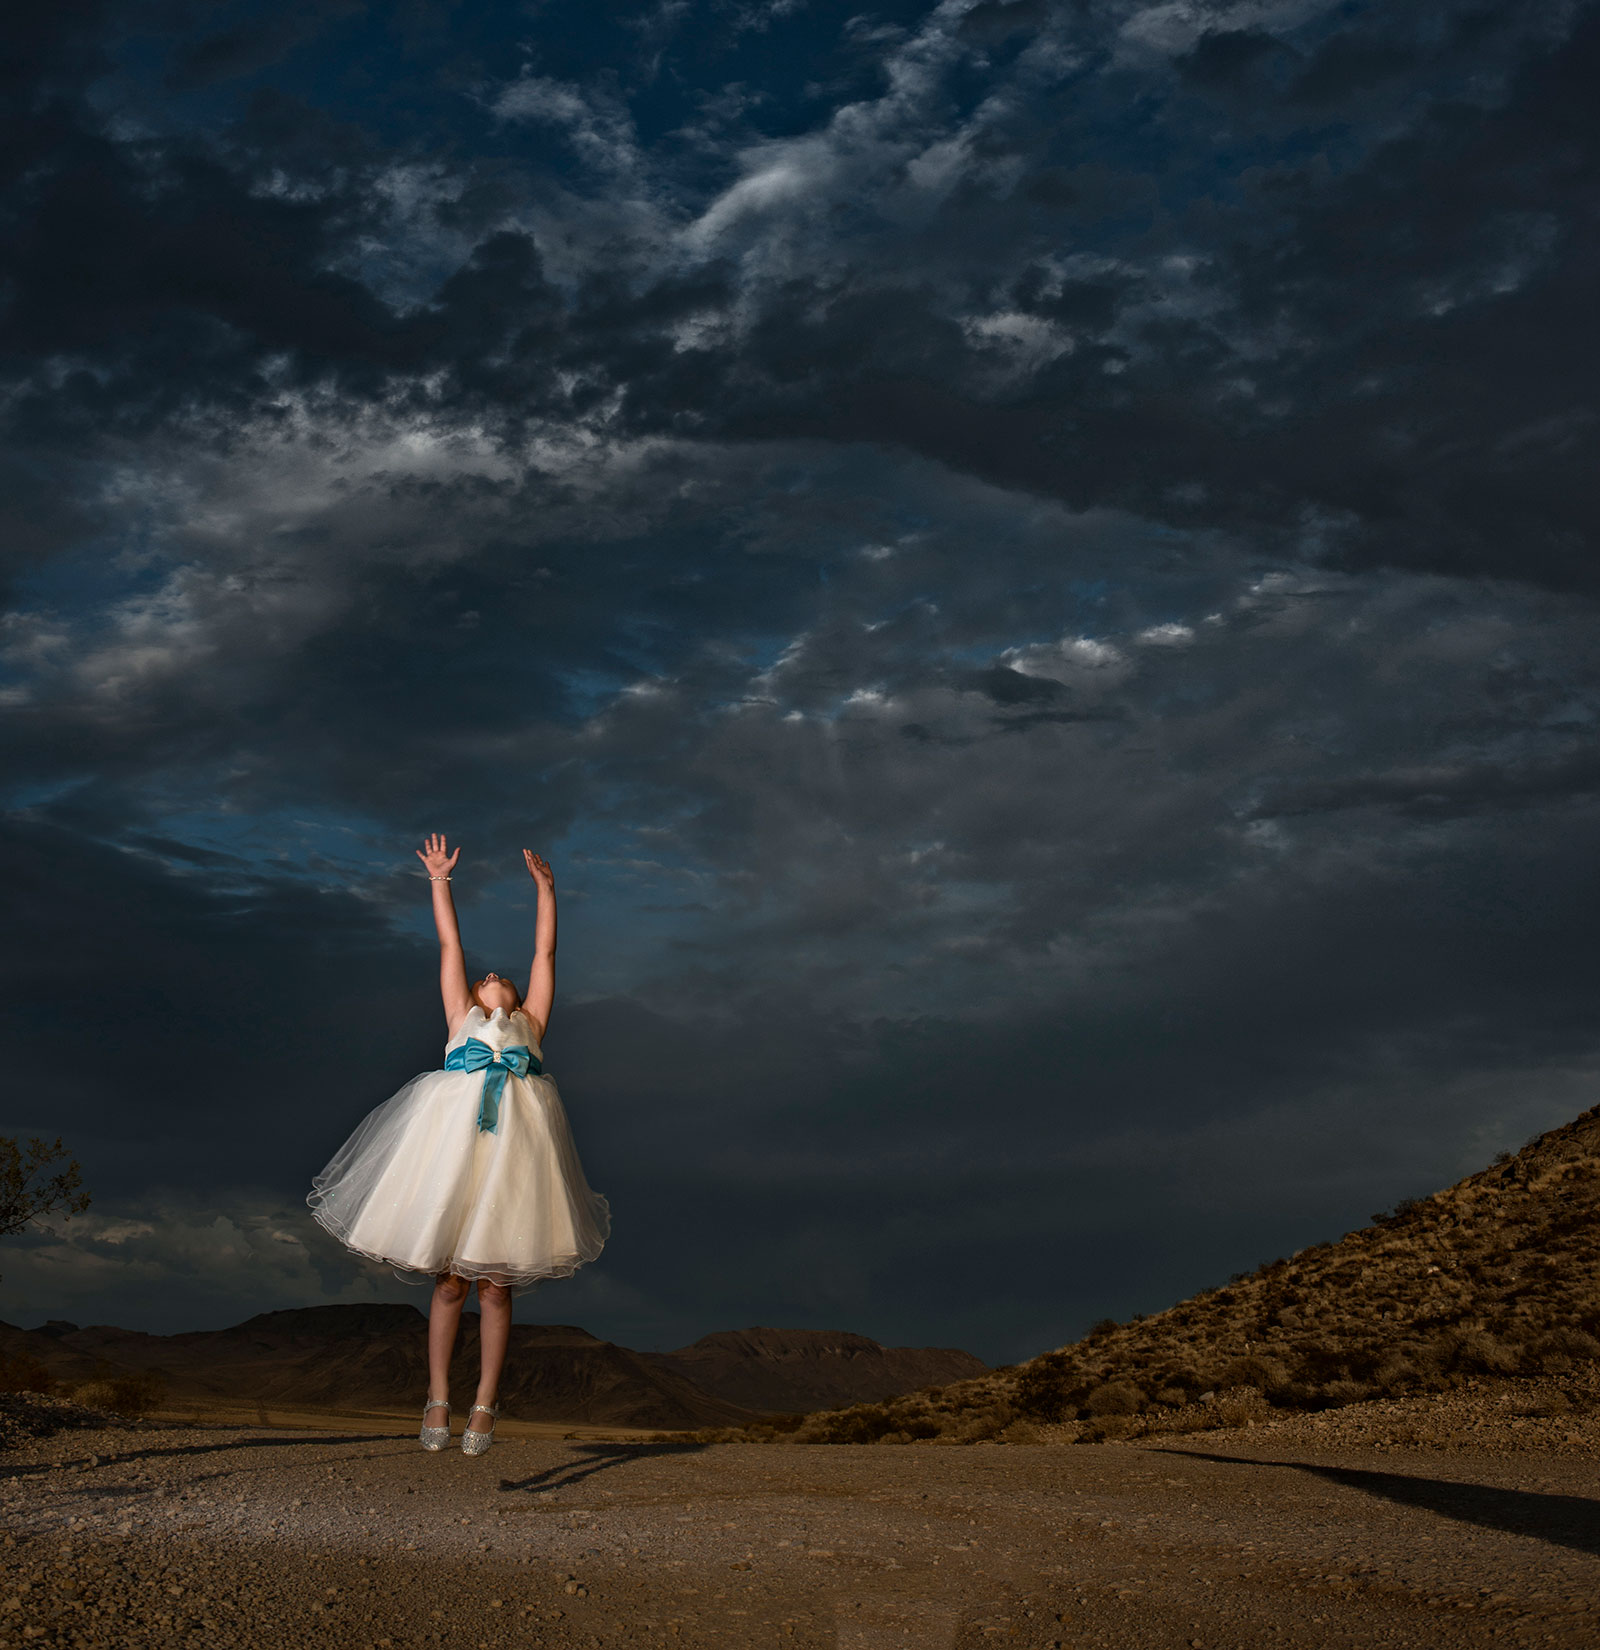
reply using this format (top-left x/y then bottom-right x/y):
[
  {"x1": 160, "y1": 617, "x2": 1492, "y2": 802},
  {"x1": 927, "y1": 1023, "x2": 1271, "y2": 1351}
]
[
  {"x1": 645, "y1": 1326, "x2": 986, "y2": 1413},
  {"x1": 0, "y1": 1307, "x2": 986, "y2": 1429}
]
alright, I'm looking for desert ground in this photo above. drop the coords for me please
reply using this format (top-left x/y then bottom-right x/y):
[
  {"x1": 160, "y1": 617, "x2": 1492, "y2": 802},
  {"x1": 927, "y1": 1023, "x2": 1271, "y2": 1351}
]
[{"x1": 2, "y1": 1390, "x2": 1598, "y2": 1650}]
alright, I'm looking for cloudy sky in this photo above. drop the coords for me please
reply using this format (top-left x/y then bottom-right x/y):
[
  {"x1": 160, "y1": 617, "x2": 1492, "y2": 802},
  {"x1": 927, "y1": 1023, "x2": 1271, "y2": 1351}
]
[{"x1": 3, "y1": 0, "x2": 1598, "y2": 1364}]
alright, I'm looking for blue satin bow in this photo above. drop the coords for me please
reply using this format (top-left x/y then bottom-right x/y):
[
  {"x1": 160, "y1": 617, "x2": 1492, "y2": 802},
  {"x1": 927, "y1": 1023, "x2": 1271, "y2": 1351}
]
[{"x1": 444, "y1": 1038, "x2": 541, "y2": 1133}]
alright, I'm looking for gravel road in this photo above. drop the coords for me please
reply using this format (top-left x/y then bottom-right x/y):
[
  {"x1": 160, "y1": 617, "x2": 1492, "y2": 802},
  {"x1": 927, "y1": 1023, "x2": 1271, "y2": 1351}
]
[{"x1": 2, "y1": 1412, "x2": 1597, "y2": 1649}]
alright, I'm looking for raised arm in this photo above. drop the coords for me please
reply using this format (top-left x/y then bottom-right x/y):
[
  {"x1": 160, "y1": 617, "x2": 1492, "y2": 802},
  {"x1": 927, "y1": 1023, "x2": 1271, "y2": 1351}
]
[
  {"x1": 522, "y1": 849, "x2": 557, "y2": 1042},
  {"x1": 417, "y1": 833, "x2": 472, "y2": 1031}
]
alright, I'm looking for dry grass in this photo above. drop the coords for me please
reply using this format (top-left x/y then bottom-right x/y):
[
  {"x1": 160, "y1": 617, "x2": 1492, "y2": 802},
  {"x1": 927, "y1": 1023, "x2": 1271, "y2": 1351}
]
[
  {"x1": 0, "y1": 1353, "x2": 168, "y2": 1421},
  {"x1": 66, "y1": 1368, "x2": 168, "y2": 1416},
  {"x1": 737, "y1": 1103, "x2": 1600, "y2": 1446}
]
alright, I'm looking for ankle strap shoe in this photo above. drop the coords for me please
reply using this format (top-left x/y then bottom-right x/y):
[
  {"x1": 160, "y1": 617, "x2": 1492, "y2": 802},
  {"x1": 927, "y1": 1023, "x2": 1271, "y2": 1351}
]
[
  {"x1": 461, "y1": 1402, "x2": 500, "y2": 1457},
  {"x1": 420, "y1": 1396, "x2": 452, "y2": 1452}
]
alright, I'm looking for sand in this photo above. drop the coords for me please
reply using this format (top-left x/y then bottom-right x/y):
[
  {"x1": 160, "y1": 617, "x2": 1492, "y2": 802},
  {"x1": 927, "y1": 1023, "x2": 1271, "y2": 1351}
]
[{"x1": 1, "y1": 1400, "x2": 1597, "y2": 1649}]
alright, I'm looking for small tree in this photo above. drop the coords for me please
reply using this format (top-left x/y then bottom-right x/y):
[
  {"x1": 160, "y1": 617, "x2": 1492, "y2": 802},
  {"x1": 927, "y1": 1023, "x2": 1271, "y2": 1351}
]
[{"x1": 0, "y1": 1136, "x2": 91, "y2": 1280}]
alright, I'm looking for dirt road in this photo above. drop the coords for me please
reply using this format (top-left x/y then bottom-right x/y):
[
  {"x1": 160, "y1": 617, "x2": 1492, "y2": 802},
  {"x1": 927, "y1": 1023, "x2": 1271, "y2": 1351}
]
[{"x1": 2, "y1": 1413, "x2": 1597, "y2": 1649}]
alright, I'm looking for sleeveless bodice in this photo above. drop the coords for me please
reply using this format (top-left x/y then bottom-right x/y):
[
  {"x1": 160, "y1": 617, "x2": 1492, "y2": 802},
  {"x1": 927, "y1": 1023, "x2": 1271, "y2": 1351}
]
[{"x1": 446, "y1": 1006, "x2": 542, "y2": 1060}]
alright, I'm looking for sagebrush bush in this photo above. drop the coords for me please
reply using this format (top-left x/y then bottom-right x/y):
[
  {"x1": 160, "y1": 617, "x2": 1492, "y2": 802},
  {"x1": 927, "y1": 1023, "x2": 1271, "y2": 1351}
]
[
  {"x1": 70, "y1": 1367, "x2": 167, "y2": 1417},
  {"x1": 1447, "y1": 1330, "x2": 1520, "y2": 1376},
  {"x1": 1084, "y1": 1381, "x2": 1143, "y2": 1417},
  {"x1": 1529, "y1": 1328, "x2": 1600, "y2": 1373},
  {"x1": 1220, "y1": 1355, "x2": 1290, "y2": 1395},
  {"x1": 1374, "y1": 1356, "x2": 1423, "y2": 1393},
  {"x1": 1013, "y1": 1354, "x2": 1075, "y2": 1421}
]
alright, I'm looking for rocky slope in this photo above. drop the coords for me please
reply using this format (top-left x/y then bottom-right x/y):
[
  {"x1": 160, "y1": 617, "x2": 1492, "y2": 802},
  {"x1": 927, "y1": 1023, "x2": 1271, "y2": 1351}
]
[
  {"x1": 644, "y1": 1327, "x2": 986, "y2": 1413},
  {"x1": 779, "y1": 1103, "x2": 1600, "y2": 1444}
]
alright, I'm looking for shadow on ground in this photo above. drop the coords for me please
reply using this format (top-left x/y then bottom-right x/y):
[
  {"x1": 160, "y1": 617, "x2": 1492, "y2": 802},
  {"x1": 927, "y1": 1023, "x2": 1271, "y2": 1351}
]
[
  {"x1": 499, "y1": 1440, "x2": 711, "y2": 1495},
  {"x1": 6, "y1": 1433, "x2": 411, "y2": 1480},
  {"x1": 1165, "y1": 1449, "x2": 1600, "y2": 1558}
]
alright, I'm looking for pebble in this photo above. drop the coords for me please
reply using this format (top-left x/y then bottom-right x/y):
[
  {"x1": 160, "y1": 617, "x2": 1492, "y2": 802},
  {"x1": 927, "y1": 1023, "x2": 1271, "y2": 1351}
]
[{"x1": 0, "y1": 1400, "x2": 1595, "y2": 1648}]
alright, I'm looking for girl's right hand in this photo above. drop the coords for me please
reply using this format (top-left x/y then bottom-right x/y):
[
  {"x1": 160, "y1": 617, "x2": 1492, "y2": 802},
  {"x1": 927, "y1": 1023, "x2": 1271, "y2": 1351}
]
[
  {"x1": 523, "y1": 849, "x2": 555, "y2": 893},
  {"x1": 417, "y1": 833, "x2": 461, "y2": 878}
]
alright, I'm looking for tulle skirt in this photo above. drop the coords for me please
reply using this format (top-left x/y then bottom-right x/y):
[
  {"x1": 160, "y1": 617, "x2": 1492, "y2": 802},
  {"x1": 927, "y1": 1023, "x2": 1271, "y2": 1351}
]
[{"x1": 307, "y1": 1066, "x2": 610, "y2": 1288}]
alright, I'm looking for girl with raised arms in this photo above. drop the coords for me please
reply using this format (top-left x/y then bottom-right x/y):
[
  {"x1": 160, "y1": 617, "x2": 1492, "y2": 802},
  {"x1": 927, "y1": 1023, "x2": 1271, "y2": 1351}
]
[{"x1": 308, "y1": 836, "x2": 610, "y2": 1454}]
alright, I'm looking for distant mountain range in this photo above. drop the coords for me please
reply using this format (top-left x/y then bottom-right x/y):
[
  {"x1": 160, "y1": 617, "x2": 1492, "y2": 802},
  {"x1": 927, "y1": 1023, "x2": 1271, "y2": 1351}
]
[
  {"x1": 0, "y1": 1306, "x2": 985, "y2": 1431},
  {"x1": 648, "y1": 1326, "x2": 985, "y2": 1414}
]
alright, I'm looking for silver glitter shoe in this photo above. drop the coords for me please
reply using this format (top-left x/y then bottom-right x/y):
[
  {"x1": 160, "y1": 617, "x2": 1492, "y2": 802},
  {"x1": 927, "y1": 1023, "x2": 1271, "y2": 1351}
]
[
  {"x1": 461, "y1": 1402, "x2": 499, "y2": 1456},
  {"x1": 420, "y1": 1396, "x2": 452, "y2": 1451}
]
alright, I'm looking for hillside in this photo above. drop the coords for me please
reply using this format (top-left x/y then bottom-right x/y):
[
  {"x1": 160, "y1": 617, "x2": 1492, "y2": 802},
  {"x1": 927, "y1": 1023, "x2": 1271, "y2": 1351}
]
[
  {"x1": 779, "y1": 1103, "x2": 1600, "y2": 1444},
  {"x1": 0, "y1": 1304, "x2": 991, "y2": 1430},
  {"x1": 36, "y1": 1305, "x2": 760, "y2": 1430},
  {"x1": 645, "y1": 1327, "x2": 986, "y2": 1413},
  {"x1": 0, "y1": 1319, "x2": 106, "y2": 1389}
]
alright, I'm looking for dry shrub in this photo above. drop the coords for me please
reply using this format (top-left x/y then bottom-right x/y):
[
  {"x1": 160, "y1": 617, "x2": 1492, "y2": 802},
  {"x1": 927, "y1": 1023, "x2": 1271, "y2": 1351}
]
[
  {"x1": 1145, "y1": 1402, "x2": 1225, "y2": 1436},
  {"x1": 1294, "y1": 1340, "x2": 1354, "y2": 1384},
  {"x1": 0, "y1": 1353, "x2": 55, "y2": 1395},
  {"x1": 69, "y1": 1368, "x2": 167, "y2": 1417},
  {"x1": 67, "y1": 1379, "x2": 119, "y2": 1412},
  {"x1": 793, "y1": 1393, "x2": 962, "y2": 1444},
  {"x1": 1220, "y1": 1355, "x2": 1290, "y2": 1395},
  {"x1": 1083, "y1": 1381, "x2": 1144, "y2": 1417},
  {"x1": 998, "y1": 1418, "x2": 1048, "y2": 1444},
  {"x1": 1319, "y1": 1378, "x2": 1375, "y2": 1407},
  {"x1": 1211, "y1": 1386, "x2": 1271, "y2": 1428},
  {"x1": 946, "y1": 1404, "x2": 1014, "y2": 1443},
  {"x1": 1373, "y1": 1355, "x2": 1424, "y2": 1393},
  {"x1": 1013, "y1": 1354, "x2": 1078, "y2": 1421},
  {"x1": 1445, "y1": 1329, "x2": 1520, "y2": 1376},
  {"x1": 881, "y1": 1414, "x2": 943, "y2": 1442},
  {"x1": 798, "y1": 1402, "x2": 899, "y2": 1445},
  {"x1": 1528, "y1": 1328, "x2": 1600, "y2": 1374},
  {"x1": 1080, "y1": 1413, "x2": 1136, "y2": 1441}
]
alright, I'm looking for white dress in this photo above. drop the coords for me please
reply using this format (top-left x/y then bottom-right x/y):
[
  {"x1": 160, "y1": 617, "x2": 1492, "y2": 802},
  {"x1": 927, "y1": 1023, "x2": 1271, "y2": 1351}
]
[{"x1": 307, "y1": 1006, "x2": 610, "y2": 1287}]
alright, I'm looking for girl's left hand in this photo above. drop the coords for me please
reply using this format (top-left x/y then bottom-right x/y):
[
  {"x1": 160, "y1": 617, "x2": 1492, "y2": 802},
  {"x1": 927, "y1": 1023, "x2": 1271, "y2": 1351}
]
[{"x1": 523, "y1": 849, "x2": 555, "y2": 893}]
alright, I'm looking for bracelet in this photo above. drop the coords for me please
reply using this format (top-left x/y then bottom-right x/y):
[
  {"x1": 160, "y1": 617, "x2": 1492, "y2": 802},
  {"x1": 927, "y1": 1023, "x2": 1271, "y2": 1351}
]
[{"x1": 429, "y1": 875, "x2": 452, "y2": 882}]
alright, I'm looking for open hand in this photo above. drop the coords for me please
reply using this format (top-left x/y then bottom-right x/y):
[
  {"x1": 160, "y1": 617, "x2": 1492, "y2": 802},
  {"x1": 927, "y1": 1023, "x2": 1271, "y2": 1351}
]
[
  {"x1": 417, "y1": 833, "x2": 461, "y2": 877},
  {"x1": 523, "y1": 849, "x2": 554, "y2": 894}
]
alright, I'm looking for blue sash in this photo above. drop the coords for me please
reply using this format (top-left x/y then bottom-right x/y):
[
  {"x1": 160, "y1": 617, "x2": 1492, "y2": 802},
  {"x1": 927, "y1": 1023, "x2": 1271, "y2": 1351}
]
[{"x1": 444, "y1": 1038, "x2": 540, "y2": 1133}]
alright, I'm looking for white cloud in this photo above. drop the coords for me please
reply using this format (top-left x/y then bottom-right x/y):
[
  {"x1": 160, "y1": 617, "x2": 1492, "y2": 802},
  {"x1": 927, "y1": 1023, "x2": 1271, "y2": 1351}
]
[
  {"x1": 490, "y1": 74, "x2": 642, "y2": 179},
  {"x1": 1136, "y1": 622, "x2": 1194, "y2": 646},
  {"x1": 1117, "y1": 0, "x2": 1334, "y2": 59},
  {"x1": 1003, "y1": 633, "x2": 1129, "y2": 686},
  {"x1": 0, "y1": 1197, "x2": 399, "y2": 1331}
]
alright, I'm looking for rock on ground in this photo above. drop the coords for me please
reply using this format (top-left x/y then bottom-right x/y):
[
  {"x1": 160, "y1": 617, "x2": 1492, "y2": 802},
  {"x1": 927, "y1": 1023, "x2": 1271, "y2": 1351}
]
[{"x1": 0, "y1": 1398, "x2": 1596, "y2": 1649}]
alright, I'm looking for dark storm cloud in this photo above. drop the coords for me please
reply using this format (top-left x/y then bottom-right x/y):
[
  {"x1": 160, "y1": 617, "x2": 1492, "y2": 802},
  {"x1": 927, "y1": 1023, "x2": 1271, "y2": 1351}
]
[
  {"x1": 7, "y1": 2, "x2": 1596, "y2": 583},
  {"x1": 4, "y1": 1, "x2": 1600, "y2": 1359},
  {"x1": 1252, "y1": 749, "x2": 1600, "y2": 821},
  {"x1": 165, "y1": 1, "x2": 366, "y2": 93}
]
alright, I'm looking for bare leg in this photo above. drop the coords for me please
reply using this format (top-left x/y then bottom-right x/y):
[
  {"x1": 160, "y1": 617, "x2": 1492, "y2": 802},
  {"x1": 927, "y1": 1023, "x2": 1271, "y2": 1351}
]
[
  {"x1": 470, "y1": 1279, "x2": 513, "y2": 1430},
  {"x1": 427, "y1": 1273, "x2": 470, "y2": 1428}
]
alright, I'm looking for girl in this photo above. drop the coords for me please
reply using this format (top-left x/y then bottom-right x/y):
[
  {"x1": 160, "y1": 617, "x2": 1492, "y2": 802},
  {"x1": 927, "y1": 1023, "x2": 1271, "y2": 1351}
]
[{"x1": 308, "y1": 836, "x2": 610, "y2": 1455}]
